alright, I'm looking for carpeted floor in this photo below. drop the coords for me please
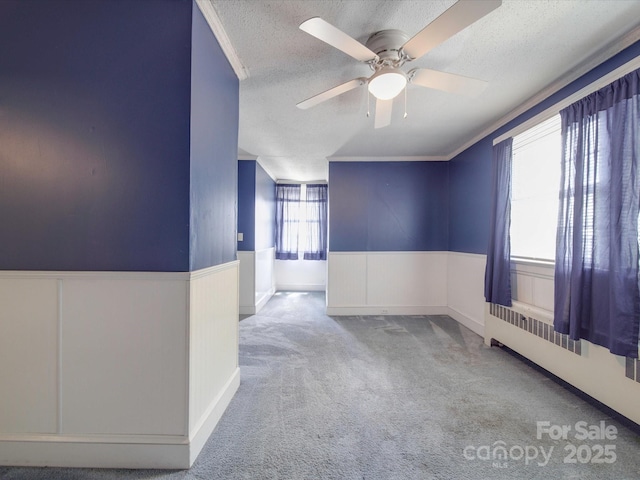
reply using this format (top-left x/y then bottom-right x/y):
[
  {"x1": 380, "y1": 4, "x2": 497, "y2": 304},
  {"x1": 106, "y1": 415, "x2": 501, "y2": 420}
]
[{"x1": 1, "y1": 291, "x2": 640, "y2": 479}]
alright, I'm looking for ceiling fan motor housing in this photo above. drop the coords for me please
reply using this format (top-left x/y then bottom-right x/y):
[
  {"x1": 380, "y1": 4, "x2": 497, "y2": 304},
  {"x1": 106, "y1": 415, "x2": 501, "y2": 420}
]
[{"x1": 365, "y1": 29, "x2": 410, "y2": 68}]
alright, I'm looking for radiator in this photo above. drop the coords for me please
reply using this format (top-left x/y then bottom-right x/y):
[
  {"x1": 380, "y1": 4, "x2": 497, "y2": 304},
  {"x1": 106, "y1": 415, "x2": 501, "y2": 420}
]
[
  {"x1": 488, "y1": 303, "x2": 581, "y2": 356},
  {"x1": 485, "y1": 302, "x2": 640, "y2": 425}
]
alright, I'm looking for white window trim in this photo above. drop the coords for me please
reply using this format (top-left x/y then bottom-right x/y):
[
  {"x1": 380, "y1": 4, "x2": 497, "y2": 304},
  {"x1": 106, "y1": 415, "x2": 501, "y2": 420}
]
[{"x1": 511, "y1": 256, "x2": 555, "y2": 268}]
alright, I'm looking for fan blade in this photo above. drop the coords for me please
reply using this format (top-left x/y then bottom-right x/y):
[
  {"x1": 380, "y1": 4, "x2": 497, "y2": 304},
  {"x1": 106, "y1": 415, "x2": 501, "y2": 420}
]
[
  {"x1": 300, "y1": 17, "x2": 378, "y2": 63},
  {"x1": 401, "y1": 0, "x2": 501, "y2": 60},
  {"x1": 410, "y1": 68, "x2": 488, "y2": 97},
  {"x1": 374, "y1": 98, "x2": 393, "y2": 129},
  {"x1": 297, "y1": 78, "x2": 366, "y2": 110}
]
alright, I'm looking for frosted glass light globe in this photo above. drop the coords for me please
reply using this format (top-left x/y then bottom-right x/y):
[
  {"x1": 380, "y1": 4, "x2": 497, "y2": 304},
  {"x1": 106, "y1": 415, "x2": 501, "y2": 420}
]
[{"x1": 368, "y1": 67, "x2": 407, "y2": 100}]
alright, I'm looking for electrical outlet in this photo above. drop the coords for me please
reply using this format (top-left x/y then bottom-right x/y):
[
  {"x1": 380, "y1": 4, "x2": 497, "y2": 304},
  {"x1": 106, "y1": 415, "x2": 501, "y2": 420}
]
[
  {"x1": 382, "y1": 309, "x2": 389, "y2": 314},
  {"x1": 237, "y1": 232, "x2": 243, "y2": 241}
]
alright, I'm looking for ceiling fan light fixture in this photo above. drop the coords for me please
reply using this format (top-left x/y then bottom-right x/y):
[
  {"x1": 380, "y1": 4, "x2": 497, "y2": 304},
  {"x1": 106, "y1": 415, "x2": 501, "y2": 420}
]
[{"x1": 368, "y1": 67, "x2": 407, "y2": 100}]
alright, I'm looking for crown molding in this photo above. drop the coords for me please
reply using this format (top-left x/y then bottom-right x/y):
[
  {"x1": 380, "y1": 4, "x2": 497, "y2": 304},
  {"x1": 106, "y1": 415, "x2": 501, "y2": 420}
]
[
  {"x1": 446, "y1": 25, "x2": 640, "y2": 160},
  {"x1": 328, "y1": 155, "x2": 447, "y2": 162},
  {"x1": 276, "y1": 179, "x2": 328, "y2": 185},
  {"x1": 236, "y1": 156, "x2": 278, "y2": 182},
  {"x1": 195, "y1": 0, "x2": 249, "y2": 81},
  {"x1": 256, "y1": 158, "x2": 279, "y2": 182},
  {"x1": 493, "y1": 54, "x2": 640, "y2": 146}
]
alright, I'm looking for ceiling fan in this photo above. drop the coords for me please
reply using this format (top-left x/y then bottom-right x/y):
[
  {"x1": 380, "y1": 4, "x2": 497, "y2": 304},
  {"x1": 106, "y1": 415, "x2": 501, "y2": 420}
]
[{"x1": 296, "y1": 0, "x2": 501, "y2": 128}]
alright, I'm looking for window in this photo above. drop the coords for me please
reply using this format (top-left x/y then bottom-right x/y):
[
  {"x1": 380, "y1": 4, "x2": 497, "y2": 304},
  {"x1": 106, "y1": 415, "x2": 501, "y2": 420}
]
[
  {"x1": 303, "y1": 184, "x2": 328, "y2": 260},
  {"x1": 275, "y1": 184, "x2": 300, "y2": 260},
  {"x1": 275, "y1": 183, "x2": 327, "y2": 260},
  {"x1": 488, "y1": 67, "x2": 640, "y2": 357},
  {"x1": 510, "y1": 115, "x2": 561, "y2": 261}
]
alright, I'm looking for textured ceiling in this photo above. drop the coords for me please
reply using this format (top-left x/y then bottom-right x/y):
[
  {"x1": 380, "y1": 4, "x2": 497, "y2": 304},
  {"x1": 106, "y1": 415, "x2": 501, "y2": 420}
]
[{"x1": 209, "y1": 0, "x2": 640, "y2": 181}]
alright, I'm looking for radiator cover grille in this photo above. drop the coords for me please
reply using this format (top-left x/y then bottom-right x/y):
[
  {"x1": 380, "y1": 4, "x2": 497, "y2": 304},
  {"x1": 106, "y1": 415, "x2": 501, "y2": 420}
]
[
  {"x1": 489, "y1": 303, "x2": 581, "y2": 356},
  {"x1": 626, "y1": 357, "x2": 640, "y2": 383}
]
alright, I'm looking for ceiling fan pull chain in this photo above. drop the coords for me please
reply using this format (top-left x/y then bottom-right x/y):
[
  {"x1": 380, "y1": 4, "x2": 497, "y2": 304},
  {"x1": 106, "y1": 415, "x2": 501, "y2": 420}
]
[{"x1": 367, "y1": 90, "x2": 371, "y2": 117}]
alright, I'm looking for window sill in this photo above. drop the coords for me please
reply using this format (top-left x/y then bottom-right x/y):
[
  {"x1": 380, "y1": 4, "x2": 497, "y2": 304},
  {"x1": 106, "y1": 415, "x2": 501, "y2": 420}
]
[
  {"x1": 511, "y1": 256, "x2": 554, "y2": 268},
  {"x1": 511, "y1": 300, "x2": 554, "y2": 323},
  {"x1": 510, "y1": 258, "x2": 554, "y2": 280}
]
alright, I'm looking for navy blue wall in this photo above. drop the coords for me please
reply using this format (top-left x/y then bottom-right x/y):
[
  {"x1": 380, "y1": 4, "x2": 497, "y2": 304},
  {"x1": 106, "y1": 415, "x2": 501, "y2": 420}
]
[
  {"x1": 0, "y1": 0, "x2": 192, "y2": 271},
  {"x1": 237, "y1": 160, "x2": 275, "y2": 252},
  {"x1": 254, "y1": 162, "x2": 276, "y2": 251},
  {"x1": 448, "y1": 138, "x2": 493, "y2": 254},
  {"x1": 449, "y1": 39, "x2": 640, "y2": 255},
  {"x1": 237, "y1": 160, "x2": 256, "y2": 252},
  {"x1": 329, "y1": 162, "x2": 449, "y2": 251},
  {"x1": 189, "y1": 4, "x2": 239, "y2": 271}
]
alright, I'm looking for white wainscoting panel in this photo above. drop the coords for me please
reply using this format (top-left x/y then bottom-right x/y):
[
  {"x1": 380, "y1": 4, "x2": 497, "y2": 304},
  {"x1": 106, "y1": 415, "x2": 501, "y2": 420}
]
[
  {"x1": 275, "y1": 259, "x2": 327, "y2": 291},
  {"x1": 327, "y1": 252, "x2": 449, "y2": 315},
  {"x1": 255, "y1": 247, "x2": 275, "y2": 310},
  {"x1": 188, "y1": 262, "x2": 240, "y2": 458},
  {"x1": 366, "y1": 252, "x2": 447, "y2": 307},
  {"x1": 446, "y1": 252, "x2": 487, "y2": 336},
  {"x1": 239, "y1": 249, "x2": 275, "y2": 315},
  {"x1": 327, "y1": 253, "x2": 367, "y2": 309},
  {"x1": 0, "y1": 263, "x2": 241, "y2": 469},
  {"x1": 238, "y1": 251, "x2": 255, "y2": 314},
  {"x1": 0, "y1": 277, "x2": 59, "y2": 434},
  {"x1": 61, "y1": 276, "x2": 188, "y2": 436}
]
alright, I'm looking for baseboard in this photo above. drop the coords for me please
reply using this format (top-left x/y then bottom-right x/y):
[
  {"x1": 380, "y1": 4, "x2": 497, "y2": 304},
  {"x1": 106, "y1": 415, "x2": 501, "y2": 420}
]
[
  {"x1": 276, "y1": 284, "x2": 326, "y2": 292},
  {"x1": 446, "y1": 306, "x2": 484, "y2": 337},
  {"x1": 239, "y1": 287, "x2": 274, "y2": 315},
  {"x1": 0, "y1": 436, "x2": 189, "y2": 469},
  {"x1": 255, "y1": 287, "x2": 275, "y2": 313},
  {"x1": 326, "y1": 306, "x2": 449, "y2": 316},
  {"x1": 188, "y1": 367, "x2": 240, "y2": 466}
]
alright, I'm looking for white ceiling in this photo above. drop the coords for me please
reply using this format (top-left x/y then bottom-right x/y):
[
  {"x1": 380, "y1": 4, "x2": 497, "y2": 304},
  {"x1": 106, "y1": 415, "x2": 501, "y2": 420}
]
[{"x1": 208, "y1": 0, "x2": 640, "y2": 181}]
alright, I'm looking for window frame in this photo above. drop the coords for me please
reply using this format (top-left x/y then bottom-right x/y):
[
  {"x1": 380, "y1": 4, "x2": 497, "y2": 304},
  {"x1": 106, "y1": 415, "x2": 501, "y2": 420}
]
[
  {"x1": 275, "y1": 182, "x2": 328, "y2": 261},
  {"x1": 509, "y1": 114, "x2": 562, "y2": 264}
]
